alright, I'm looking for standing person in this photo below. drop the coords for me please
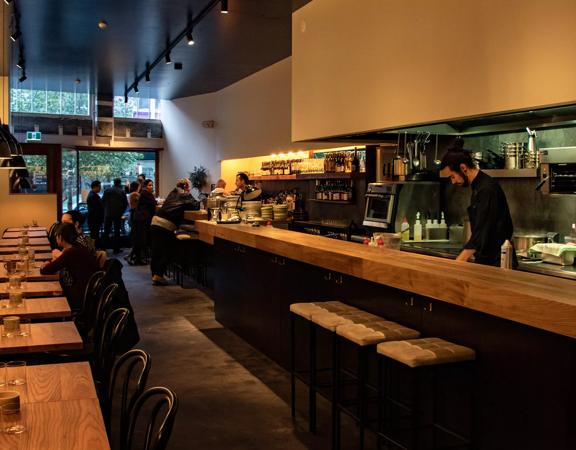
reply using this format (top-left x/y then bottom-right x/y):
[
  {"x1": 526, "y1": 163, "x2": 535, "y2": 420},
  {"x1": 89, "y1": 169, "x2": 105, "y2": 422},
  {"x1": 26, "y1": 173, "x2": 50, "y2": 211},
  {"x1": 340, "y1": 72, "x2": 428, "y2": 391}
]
[
  {"x1": 125, "y1": 181, "x2": 141, "y2": 264},
  {"x1": 40, "y1": 222, "x2": 100, "y2": 310},
  {"x1": 130, "y1": 179, "x2": 157, "y2": 265},
  {"x1": 233, "y1": 172, "x2": 249, "y2": 195},
  {"x1": 440, "y1": 139, "x2": 515, "y2": 267},
  {"x1": 150, "y1": 178, "x2": 199, "y2": 285},
  {"x1": 102, "y1": 178, "x2": 128, "y2": 254},
  {"x1": 137, "y1": 173, "x2": 146, "y2": 191},
  {"x1": 87, "y1": 180, "x2": 104, "y2": 248}
]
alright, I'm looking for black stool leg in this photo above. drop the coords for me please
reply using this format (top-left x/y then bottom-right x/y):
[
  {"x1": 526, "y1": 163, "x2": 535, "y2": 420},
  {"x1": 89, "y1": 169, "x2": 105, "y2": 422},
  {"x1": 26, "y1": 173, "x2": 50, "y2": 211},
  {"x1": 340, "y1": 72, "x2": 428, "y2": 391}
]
[
  {"x1": 359, "y1": 346, "x2": 368, "y2": 450},
  {"x1": 411, "y1": 369, "x2": 421, "y2": 450},
  {"x1": 290, "y1": 313, "x2": 296, "y2": 420},
  {"x1": 309, "y1": 320, "x2": 317, "y2": 433},
  {"x1": 332, "y1": 333, "x2": 341, "y2": 450},
  {"x1": 377, "y1": 357, "x2": 383, "y2": 450}
]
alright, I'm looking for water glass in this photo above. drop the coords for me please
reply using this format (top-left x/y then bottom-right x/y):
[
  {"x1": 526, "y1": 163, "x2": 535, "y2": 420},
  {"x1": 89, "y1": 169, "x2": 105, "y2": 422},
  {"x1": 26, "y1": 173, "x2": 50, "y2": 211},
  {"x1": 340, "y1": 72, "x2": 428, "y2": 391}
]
[
  {"x1": 18, "y1": 319, "x2": 31, "y2": 338},
  {"x1": 0, "y1": 363, "x2": 6, "y2": 387},
  {"x1": 8, "y1": 292, "x2": 23, "y2": 309},
  {"x1": 27, "y1": 249, "x2": 35, "y2": 265},
  {"x1": 1, "y1": 403, "x2": 25, "y2": 434},
  {"x1": 6, "y1": 362, "x2": 26, "y2": 387}
]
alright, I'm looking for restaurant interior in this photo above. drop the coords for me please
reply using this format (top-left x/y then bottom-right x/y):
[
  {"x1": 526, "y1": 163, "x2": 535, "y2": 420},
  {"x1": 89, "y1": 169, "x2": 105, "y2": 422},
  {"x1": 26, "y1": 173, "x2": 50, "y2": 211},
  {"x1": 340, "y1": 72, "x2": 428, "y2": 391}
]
[{"x1": 0, "y1": 0, "x2": 575, "y2": 449}]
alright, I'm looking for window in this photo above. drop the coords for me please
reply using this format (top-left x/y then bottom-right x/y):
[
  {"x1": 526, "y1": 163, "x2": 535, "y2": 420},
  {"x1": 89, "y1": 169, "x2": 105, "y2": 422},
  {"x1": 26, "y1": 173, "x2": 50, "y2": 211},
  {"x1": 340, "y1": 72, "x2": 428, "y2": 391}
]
[
  {"x1": 113, "y1": 96, "x2": 161, "y2": 120},
  {"x1": 10, "y1": 88, "x2": 90, "y2": 116},
  {"x1": 9, "y1": 155, "x2": 49, "y2": 193}
]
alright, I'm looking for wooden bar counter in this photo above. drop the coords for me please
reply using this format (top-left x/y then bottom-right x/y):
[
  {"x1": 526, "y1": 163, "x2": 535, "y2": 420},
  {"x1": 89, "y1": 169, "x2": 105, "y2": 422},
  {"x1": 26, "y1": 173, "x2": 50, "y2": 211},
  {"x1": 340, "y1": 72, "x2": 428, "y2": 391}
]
[{"x1": 196, "y1": 220, "x2": 576, "y2": 450}]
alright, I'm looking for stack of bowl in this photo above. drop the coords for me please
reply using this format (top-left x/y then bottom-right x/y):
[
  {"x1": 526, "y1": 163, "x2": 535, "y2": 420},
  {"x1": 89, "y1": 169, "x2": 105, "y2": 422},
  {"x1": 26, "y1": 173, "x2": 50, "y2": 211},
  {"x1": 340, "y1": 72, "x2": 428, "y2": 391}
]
[
  {"x1": 261, "y1": 205, "x2": 273, "y2": 221},
  {"x1": 273, "y1": 204, "x2": 288, "y2": 222},
  {"x1": 242, "y1": 201, "x2": 262, "y2": 220}
]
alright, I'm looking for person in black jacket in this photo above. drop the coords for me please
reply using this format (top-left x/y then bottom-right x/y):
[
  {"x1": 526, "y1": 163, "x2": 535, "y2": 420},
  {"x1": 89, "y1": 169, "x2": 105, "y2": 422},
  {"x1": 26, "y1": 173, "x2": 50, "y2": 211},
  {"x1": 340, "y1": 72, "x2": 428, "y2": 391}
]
[
  {"x1": 128, "y1": 179, "x2": 157, "y2": 265},
  {"x1": 87, "y1": 180, "x2": 104, "y2": 249},
  {"x1": 150, "y1": 178, "x2": 199, "y2": 285},
  {"x1": 102, "y1": 178, "x2": 128, "y2": 254}
]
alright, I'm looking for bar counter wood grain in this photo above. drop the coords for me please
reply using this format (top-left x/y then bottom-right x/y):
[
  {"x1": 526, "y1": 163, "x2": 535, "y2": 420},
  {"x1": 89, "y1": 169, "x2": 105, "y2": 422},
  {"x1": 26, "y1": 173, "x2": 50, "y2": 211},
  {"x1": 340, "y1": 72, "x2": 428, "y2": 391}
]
[
  {"x1": 2, "y1": 230, "x2": 47, "y2": 239},
  {"x1": 196, "y1": 220, "x2": 576, "y2": 338}
]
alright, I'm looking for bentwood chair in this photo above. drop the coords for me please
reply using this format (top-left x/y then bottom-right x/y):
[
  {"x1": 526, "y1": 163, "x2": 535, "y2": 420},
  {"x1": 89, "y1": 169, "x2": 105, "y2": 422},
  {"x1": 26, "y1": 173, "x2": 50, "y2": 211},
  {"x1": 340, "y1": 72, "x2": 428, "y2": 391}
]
[
  {"x1": 93, "y1": 307, "x2": 130, "y2": 385},
  {"x1": 75, "y1": 270, "x2": 106, "y2": 332},
  {"x1": 126, "y1": 387, "x2": 179, "y2": 450},
  {"x1": 105, "y1": 349, "x2": 152, "y2": 450},
  {"x1": 90, "y1": 283, "x2": 120, "y2": 343}
]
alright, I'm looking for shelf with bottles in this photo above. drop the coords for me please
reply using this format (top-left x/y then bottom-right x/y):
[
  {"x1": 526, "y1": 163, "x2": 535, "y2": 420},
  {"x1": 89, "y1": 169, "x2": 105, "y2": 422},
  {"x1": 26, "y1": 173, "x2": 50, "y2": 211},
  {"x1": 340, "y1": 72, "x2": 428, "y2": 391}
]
[
  {"x1": 312, "y1": 179, "x2": 355, "y2": 203},
  {"x1": 251, "y1": 172, "x2": 365, "y2": 182}
]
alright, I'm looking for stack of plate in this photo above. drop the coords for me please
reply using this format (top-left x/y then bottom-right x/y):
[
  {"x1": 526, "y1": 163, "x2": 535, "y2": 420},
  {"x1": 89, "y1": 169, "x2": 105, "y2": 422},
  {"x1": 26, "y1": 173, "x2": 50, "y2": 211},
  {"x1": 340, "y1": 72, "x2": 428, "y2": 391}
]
[
  {"x1": 242, "y1": 201, "x2": 262, "y2": 218},
  {"x1": 261, "y1": 205, "x2": 274, "y2": 221},
  {"x1": 273, "y1": 204, "x2": 288, "y2": 222}
]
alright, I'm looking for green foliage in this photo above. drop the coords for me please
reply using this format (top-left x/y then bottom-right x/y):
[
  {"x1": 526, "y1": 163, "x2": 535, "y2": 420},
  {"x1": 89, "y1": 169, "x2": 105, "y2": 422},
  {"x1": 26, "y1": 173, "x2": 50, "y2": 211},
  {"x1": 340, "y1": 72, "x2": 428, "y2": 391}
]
[
  {"x1": 10, "y1": 88, "x2": 90, "y2": 116},
  {"x1": 189, "y1": 166, "x2": 208, "y2": 190}
]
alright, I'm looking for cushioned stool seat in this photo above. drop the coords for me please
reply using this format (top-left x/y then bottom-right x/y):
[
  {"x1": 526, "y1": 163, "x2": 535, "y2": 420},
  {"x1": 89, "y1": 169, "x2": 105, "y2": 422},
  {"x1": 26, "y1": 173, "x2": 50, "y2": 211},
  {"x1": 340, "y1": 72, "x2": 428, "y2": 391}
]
[
  {"x1": 310, "y1": 310, "x2": 383, "y2": 332},
  {"x1": 336, "y1": 320, "x2": 420, "y2": 346},
  {"x1": 377, "y1": 337, "x2": 476, "y2": 368},
  {"x1": 289, "y1": 301, "x2": 359, "y2": 320}
]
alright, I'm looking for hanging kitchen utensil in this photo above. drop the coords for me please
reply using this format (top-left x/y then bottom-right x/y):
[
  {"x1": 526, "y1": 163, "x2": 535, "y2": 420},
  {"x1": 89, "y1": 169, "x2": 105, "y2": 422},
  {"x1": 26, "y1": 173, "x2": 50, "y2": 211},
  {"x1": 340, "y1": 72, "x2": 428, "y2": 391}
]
[{"x1": 433, "y1": 133, "x2": 441, "y2": 168}]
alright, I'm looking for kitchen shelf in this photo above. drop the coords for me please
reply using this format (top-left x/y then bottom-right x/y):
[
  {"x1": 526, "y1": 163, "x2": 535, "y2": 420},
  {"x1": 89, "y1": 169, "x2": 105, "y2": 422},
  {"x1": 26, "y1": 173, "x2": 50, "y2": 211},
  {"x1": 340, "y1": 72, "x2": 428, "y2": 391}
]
[
  {"x1": 308, "y1": 199, "x2": 355, "y2": 204},
  {"x1": 482, "y1": 169, "x2": 538, "y2": 178},
  {"x1": 251, "y1": 172, "x2": 365, "y2": 181}
]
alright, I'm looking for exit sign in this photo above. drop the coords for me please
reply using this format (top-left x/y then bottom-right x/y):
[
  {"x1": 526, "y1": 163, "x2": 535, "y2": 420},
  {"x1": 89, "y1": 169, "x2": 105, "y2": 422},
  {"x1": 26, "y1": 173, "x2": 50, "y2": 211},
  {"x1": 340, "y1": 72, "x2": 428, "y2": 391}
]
[{"x1": 26, "y1": 131, "x2": 42, "y2": 142}]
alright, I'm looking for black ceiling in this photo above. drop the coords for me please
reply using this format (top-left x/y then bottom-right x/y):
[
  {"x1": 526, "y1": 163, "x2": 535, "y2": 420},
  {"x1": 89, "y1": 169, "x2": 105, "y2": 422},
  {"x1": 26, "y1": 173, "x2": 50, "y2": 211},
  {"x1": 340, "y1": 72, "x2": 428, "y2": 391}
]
[{"x1": 12, "y1": 0, "x2": 312, "y2": 99}]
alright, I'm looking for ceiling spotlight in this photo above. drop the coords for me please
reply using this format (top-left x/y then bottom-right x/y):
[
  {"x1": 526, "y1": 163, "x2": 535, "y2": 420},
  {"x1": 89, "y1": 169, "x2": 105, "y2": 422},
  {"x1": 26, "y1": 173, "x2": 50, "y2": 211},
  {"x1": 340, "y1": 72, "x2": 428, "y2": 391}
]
[
  {"x1": 165, "y1": 52, "x2": 172, "y2": 65},
  {"x1": 98, "y1": 20, "x2": 108, "y2": 29},
  {"x1": 16, "y1": 58, "x2": 23, "y2": 69},
  {"x1": 145, "y1": 64, "x2": 151, "y2": 83},
  {"x1": 18, "y1": 72, "x2": 27, "y2": 83},
  {"x1": 10, "y1": 29, "x2": 21, "y2": 42},
  {"x1": 134, "y1": 83, "x2": 139, "y2": 94},
  {"x1": 187, "y1": 31, "x2": 195, "y2": 46},
  {"x1": 174, "y1": 62, "x2": 183, "y2": 70},
  {"x1": 4, "y1": 0, "x2": 13, "y2": 5},
  {"x1": 221, "y1": 0, "x2": 228, "y2": 13},
  {"x1": 75, "y1": 78, "x2": 81, "y2": 85}
]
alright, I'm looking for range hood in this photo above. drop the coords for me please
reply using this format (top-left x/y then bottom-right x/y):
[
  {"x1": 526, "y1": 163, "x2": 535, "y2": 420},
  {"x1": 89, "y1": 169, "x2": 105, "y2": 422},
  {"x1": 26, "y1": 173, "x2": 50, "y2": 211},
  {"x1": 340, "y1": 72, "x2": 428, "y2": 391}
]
[{"x1": 309, "y1": 104, "x2": 576, "y2": 143}]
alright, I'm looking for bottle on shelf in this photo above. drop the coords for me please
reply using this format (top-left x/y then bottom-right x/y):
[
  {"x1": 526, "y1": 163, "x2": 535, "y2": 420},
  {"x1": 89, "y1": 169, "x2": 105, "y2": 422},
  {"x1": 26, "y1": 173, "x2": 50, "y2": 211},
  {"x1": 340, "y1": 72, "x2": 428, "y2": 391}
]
[
  {"x1": 425, "y1": 217, "x2": 433, "y2": 240},
  {"x1": 413, "y1": 212, "x2": 423, "y2": 241},
  {"x1": 501, "y1": 240, "x2": 513, "y2": 269},
  {"x1": 439, "y1": 212, "x2": 448, "y2": 239},
  {"x1": 351, "y1": 148, "x2": 360, "y2": 173},
  {"x1": 400, "y1": 217, "x2": 410, "y2": 241}
]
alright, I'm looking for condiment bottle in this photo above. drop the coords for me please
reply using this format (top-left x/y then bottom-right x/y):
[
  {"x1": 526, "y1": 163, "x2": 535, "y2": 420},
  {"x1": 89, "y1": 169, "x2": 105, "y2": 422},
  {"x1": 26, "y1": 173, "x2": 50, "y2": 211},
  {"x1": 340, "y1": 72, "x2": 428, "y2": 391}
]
[
  {"x1": 413, "y1": 212, "x2": 423, "y2": 241},
  {"x1": 400, "y1": 217, "x2": 410, "y2": 241},
  {"x1": 439, "y1": 212, "x2": 448, "y2": 239},
  {"x1": 500, "y1": 240, "x2": 513, "y2": 269}
]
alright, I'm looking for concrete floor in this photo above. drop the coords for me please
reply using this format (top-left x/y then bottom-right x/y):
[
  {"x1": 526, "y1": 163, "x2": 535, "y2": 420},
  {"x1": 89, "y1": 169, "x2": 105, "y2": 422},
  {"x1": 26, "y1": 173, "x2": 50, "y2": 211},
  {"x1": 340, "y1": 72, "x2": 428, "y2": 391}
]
[{"x1": 122, "y1": 262, "x2": 342, "y2": 450}]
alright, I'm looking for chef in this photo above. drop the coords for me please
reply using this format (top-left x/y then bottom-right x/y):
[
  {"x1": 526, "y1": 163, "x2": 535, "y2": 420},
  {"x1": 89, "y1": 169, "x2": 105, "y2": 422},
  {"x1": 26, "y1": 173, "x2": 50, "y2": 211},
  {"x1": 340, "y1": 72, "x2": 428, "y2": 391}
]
[{"x1": 440, "y1": 139, "x2": 515, "y2": 266}]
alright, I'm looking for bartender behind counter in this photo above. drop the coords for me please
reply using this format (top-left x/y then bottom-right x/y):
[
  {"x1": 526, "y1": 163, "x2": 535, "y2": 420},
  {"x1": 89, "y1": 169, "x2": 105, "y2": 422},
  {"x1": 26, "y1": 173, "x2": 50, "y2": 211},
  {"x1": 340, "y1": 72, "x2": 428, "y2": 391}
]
[{"x1": 440, "y1": 139, "x2": 515, "y2": 267}]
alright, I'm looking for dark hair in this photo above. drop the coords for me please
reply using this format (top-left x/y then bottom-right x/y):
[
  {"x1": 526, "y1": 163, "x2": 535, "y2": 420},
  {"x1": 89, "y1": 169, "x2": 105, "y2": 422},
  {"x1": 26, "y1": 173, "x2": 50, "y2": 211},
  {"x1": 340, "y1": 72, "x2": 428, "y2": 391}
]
[
  {"x1": 138, "y1": 173, "x2": 146, "y2": 179},
  {"x1": 440, "y1": 138, "x2": 476, "y2": 171},
  {"x1": 236, "y1": 172, "x2": 249, "y2": 184},
  {"x1": 129, "y1": 181, "x2": 140, "y2": 193},
  {"x1": 144, "y1": 179, "x2": 153, "y2": 187},
  {"x1": 113, "y1": 178, "x2": 122, "y2": 187},
  {"x1": 91, "y1": 180, "x2": 101, "y2": 189},
  {"x1": 56, "y1": 222, "x2": 79, "y2": 245},
  {"x1": 63, "y1": 210, "x2": 84, "y2": 226}
]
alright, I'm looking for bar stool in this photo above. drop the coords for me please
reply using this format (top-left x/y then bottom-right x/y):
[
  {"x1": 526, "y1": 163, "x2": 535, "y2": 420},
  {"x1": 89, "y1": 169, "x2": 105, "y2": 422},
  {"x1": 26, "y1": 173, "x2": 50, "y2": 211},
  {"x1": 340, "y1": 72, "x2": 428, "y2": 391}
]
[
  {"x1": 290, "y1": 301, "x2": 363, "y2": 432},
  {"x1": 376, "y1": 338, "x2": 476, "y2": 450},
  {"x1": 333, "y1": 320, "x2": 420, "y2": 450}
]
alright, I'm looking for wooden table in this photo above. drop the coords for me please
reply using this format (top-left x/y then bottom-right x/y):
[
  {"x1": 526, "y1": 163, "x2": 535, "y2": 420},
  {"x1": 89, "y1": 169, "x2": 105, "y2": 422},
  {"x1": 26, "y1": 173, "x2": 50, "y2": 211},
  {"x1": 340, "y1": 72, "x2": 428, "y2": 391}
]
[
  {"x1": 0, "y1": 297, "x2": 71, "y2": 320},
  {"x1": 3, "y1": 230, "x2": 48, "y2": 239},
  {"x1": 0, "y1": 362, "x2": 109, "y2": 449},
  {"x1": 0, "y1": 322, "x2": 82, "y2": 355},
  {"x1": 0, "y1": 246, "x2": 52, "y2": 255},
  {"x1": 4, "y1": 227, "x2": 46, "y2": 233},
  {"x1": 0, "y1": 281, "x2": 63, "y2": 298},
  {"x1": 0, "y1": 238, "x2": 51, "y2": 247},
  {"x1": 0, "y1": 252, "x2": 53, "y2": 262},
  {"x1": 0, "y1": 263, "x2": 59, "y2": 282}
]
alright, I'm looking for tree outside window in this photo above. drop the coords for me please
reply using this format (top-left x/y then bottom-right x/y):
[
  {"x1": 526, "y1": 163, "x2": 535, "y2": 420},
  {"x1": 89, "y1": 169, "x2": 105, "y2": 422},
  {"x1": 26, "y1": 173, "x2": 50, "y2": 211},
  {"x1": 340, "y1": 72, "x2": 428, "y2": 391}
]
[{"x1": 10, "y1": 88, "x2": 90, "y2": 116}]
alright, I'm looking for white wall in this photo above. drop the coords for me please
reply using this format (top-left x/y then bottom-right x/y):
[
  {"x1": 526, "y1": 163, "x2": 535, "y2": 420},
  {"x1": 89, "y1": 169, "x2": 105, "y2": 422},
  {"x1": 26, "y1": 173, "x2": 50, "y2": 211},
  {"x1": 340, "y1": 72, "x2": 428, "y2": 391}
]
[
  {"x1": 160, "y1": 57, "x2": 339, "y2": 196},
  {"x1": 160, "y1": 93, "x2": 218, "y2": 196}
]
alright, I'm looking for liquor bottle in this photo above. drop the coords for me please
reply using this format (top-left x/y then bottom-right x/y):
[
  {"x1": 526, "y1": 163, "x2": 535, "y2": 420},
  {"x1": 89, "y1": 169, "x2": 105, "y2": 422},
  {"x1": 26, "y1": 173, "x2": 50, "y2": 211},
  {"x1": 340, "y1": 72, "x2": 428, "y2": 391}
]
[{"x1": 351, "y1": 149, "x2": 360, "y2": 173}]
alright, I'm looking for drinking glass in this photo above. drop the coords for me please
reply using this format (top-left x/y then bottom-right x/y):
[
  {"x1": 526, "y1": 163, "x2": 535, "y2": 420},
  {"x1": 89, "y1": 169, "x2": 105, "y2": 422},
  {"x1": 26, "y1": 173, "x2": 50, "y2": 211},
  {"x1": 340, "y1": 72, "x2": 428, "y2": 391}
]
[
  {"x1": 8, "y1": 292, "x2": 23, "y2": 309},
  {"x1": 27, "y1": 249, "x2": 35, "y2": 265},
  {"x1": 6, "y1": 362, "x2": 26, "y2": 386},
  {"x1": 18, "y1": 319, "x2": 31, "y2": 338},
  {"x1": 1, "y1": 404, "x2": 25, "y2": 434},
  {"x1": 0, "y1": 363, "x2": 6, "y2": 387}
]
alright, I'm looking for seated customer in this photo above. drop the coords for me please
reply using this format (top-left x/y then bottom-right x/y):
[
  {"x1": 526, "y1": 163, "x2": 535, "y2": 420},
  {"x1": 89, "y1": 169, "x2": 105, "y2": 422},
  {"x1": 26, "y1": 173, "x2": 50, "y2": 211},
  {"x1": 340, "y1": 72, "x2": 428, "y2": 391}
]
[
  {"x1": 61, "y1": 210, "x2": 95, "y2": 252},
  {"x1": 40, "y1": 223, "x2": 100, "y2": 310}
]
